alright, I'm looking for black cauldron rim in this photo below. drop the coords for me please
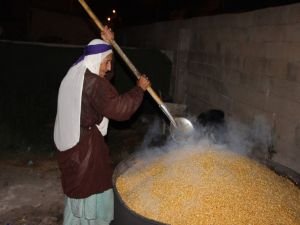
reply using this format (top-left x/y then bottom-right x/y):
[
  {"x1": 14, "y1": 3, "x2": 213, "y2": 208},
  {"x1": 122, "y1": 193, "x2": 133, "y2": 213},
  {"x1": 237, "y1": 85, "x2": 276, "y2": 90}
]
[{"x1": 262, "y1": 159, "x2": 300, "y2": 188}]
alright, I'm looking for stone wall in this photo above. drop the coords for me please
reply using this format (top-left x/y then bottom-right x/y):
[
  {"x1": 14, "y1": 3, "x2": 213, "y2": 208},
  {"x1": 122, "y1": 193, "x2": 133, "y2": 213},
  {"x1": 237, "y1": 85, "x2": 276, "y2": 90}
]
[{"x1": 118, "y1": 4, "x2": 300, "y2": 173}]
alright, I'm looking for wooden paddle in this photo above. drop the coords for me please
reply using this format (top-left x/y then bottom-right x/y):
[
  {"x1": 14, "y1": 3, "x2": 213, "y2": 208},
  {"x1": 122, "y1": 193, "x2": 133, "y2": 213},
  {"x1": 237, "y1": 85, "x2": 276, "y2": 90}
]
[{"x1": 78, "y1": 0, "x2": 178, "y2": 127}]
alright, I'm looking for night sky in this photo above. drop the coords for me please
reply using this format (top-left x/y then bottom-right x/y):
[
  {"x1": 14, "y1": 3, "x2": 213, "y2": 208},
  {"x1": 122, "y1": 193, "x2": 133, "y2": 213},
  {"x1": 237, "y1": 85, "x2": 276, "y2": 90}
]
[
  {"x1": 1, "y1": 0, "x2": 300, "y2": 41},
  {"x1": 90, "y1": 0, "x2": 300, "y2": 26}
]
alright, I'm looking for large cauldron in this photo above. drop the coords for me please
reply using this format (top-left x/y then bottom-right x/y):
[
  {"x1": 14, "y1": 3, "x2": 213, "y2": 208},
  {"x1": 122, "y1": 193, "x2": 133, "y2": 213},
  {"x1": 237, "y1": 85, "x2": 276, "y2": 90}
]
[{"x1": 111, "y1": 155, "x2": 300, "y2": 225}]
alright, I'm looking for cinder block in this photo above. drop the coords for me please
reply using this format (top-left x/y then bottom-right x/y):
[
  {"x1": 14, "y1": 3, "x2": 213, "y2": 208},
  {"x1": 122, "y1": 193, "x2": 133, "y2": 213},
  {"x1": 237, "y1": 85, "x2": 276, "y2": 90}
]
[
  {"x1": 286, "y1": 42, "x2": 300, "y2": 61},
  {"x1": 265, "y1": 58, "x2": 288, "y2": 79},
  {"x1": 208, "y1": 78, "x2": 228, "y2": 95},
  {"x1": 224, "y1": 83, "x2": 243, "y2": 101},
  {"x1": 272, "y1": 116, "x2": 300, "y2": 172},
  {"x1": 214, "y1": 93, "x2": 233, "y2": 112},
  {"x1": 243, "y1": 56, "x2": 268, "y2": 75},
  {"x1": 222, "y1": 68, "x2": 243, "y2": 85},
  {"x1": 192, "y1": 34, "x2": 219, "y2": 53},
  {"x1": 189, "y1": 63, "x2": 219, "y2": 80},
  {"x1": 273, "y1": 114, "x2": 295, "y2": 144},
  {"x1": 241, "y1": 87, "x2": 268, "y2": 110},
  {"x1": 220, "y1": 41, "x2": 241, "y2": 55},
  {"x1": 230, "y1": 101, "x2": 255, "y2": 124},
  {"x1": 239, "y1": 42, "x2": 266, "y2": 58},
  {"x1": 177, "y1": 28, "x2": 192, "y2": 51},
  {"x1": 186, "y1": 93, "x2": 213, "y2": 115},
  {"x1": 213, "y1": 14, "x2": 235, "y2": 28},
  {"x1": 238, "y1": 73, "x2": 261, "y2": 92},
  {"x1": 189, "y1": 100, "x2": 213, "y2": 115},
  {"x1": 187, "y1": 61, "x2": 202, "y2": 75},
  {"x1": 206, "y1": 53, "x2": 222, "y2": 66},
  {"x1": 193, "y1": 16, "x2": 214, "y2": 29},
  {"x1": 222, "y1": 54, "x2": 244, "y2": 70},
  {"x1": 293, "y1": 82, "x2": 300, "y2": 103},
  {"x1": 287, "y1": 61, "x2": 300, "y2": 82},
  {"x1": 265, "y1": 42, "x2": 289, "y2": 59},
  {"x1": 269, "y1": 77, "x2": 300, "y2": 103},
  {"x1": 295, "y1": 124, "x2": 300, "y2": 148},
  {"x1": 248, "y1": 25, "x2": 287, "y2": 42},
  {"x1": 202, "y1": 40, "x2": 220, "y2": 53},
  {"x1": 273, "y1": 149, "x2": 300, "y2": 173},
  {"x1": 285, "y1": 24, "x2": 300, "y2": 42},
  {"x1": 251, "y1": 109, "x2": 276, "y2": 126},
  {"x1": 253, "y1": 5, "x2": 290, "y2": 25},
  {"x1": 231, "y1": 11, "x2": 254, "y2": 27},
  {"x1": 265, "y1": 94, "x2": 300, "y2": 122},
  {"x1": 287, "y1": 4, "x2": 300, "y2": 24},
  {"x1": 214, "y1": 26, "x2": 249, "y2": 42},
  {"x1": 224, "y1": 82, "x2": 269, "y2": 111},
  {"x1": 189, "y1": 51, "x2": 205, "y2": 63},
  {"x1": 186, "y1": 73, "x2": 205, "y2": 90},
  {"x1": 259, "y1": 76, "x2": 273, "y2": 95}
]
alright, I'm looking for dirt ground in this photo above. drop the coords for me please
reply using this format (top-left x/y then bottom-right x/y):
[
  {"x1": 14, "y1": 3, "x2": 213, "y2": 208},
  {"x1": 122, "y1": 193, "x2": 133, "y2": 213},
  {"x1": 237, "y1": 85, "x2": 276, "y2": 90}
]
[
  {"x1": 0, "y1": 152, "x2": 64, "y2": 225},
  {"x1": 0, "y1": 115, "x2": 158, "y2": 225}
]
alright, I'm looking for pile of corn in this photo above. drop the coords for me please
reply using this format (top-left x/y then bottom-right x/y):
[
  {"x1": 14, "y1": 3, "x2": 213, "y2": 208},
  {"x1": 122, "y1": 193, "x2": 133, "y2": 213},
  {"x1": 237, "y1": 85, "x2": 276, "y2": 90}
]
[{"x1": 116, "y1": 146, "x2": 300, "y2": 225}]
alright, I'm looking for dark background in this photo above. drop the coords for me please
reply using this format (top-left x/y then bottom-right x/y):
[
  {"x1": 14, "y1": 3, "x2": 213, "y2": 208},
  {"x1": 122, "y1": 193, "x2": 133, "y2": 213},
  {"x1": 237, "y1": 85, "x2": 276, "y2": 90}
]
[
  {"x1": 0, "y1": 41, "x2": 171, "y2": 152},
  {"x1": 1, "y1": 0, "x2": 300, "y2": 42}
]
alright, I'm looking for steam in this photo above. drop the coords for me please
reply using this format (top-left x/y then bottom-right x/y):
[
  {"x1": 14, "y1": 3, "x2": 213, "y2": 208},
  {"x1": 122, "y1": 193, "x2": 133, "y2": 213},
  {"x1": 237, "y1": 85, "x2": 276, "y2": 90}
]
[
  {"x1": 134, "y1": 114, "x2": 274, "y2": 160},
  {"x1": 224, "y1": 115, "x2": 273, "y2": 159},
  {"x1": 139, "y1": 116, "x2": 162, "y2": 149},
  {"x1": 115, "y1": 113, "x2": 275, "y2": 186}
]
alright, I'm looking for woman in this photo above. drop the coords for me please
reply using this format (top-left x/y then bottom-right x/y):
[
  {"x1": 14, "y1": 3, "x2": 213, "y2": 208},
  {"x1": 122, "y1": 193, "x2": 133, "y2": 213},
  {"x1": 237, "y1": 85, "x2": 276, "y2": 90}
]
[{"x1": 54, "y1": 26, "x2": 150, "y2": 225}]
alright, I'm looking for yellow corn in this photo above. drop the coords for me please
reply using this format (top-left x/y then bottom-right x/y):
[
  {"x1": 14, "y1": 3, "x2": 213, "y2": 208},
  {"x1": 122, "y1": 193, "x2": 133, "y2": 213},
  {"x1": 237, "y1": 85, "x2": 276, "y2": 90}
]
[{"x1": 116, "y1": 147, "x2": 300, "y2": 225}]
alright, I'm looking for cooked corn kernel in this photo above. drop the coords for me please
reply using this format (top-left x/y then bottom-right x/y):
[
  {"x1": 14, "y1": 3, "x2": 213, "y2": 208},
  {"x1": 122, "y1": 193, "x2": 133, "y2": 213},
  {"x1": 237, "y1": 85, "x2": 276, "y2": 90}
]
[{"x1": 116, "y1": 147, "x2": 300, "y2": 225}]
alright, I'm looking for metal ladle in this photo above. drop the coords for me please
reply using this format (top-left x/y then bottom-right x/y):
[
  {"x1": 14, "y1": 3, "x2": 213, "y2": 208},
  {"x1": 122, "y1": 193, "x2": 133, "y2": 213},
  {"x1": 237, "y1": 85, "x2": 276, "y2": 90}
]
[
  {"x1": 170, "y1": 117, "x2": 195, "y2": 142},
  {"x1": 78, "y1": 0, "x2": 194, "y2": 138}
]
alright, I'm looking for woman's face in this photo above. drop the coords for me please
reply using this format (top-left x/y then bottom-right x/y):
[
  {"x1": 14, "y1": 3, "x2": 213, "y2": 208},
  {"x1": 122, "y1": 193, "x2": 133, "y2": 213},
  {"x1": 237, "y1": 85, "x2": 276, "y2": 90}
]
[{"x1": 99, "y1": 53, "x2": 113, "y2": 78}]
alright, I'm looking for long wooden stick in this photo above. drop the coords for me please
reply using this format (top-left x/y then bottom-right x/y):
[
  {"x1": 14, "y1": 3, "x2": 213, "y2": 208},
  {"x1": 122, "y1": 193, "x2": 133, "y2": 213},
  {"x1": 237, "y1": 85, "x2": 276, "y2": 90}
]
[
  {"x1": 78, "y1": 0, "x2": 177, "y2": 127},
  {"x1": 78, "y1": 0, "x2": 162, "y2": 104}
]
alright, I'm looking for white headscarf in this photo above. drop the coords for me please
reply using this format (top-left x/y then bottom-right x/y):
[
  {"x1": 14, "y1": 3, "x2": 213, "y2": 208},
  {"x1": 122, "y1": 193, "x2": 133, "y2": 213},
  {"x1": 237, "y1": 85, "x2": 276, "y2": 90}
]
[{"x1": 54, "y1": 39, "x2": 113, "y2": 151}]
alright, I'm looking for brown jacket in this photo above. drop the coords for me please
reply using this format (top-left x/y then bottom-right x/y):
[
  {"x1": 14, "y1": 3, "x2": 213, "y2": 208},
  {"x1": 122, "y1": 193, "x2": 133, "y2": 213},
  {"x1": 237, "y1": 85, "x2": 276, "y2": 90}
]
[{"x1": 57, "y1": 69, "x2": 144, "y2": 198}]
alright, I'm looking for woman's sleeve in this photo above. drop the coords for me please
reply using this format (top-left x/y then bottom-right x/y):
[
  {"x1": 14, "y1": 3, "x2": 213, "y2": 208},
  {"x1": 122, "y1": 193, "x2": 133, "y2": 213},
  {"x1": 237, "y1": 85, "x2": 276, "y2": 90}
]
[{"x1": 91, "y1": 78, "x2": 145, "y2": 121}]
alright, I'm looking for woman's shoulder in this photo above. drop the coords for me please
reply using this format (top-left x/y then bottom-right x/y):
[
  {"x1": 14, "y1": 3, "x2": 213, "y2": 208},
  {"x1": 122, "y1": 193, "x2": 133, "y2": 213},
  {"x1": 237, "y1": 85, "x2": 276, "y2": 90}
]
[
  {"x1": 84, "y1": 69, "x2": 99, "y2": 81},
  {"x1": 84, "y1": 69, "x2": 109, "y2": 86},
  {"x1": 84, "y1": 69, "x2": 115, "y2": 95}
]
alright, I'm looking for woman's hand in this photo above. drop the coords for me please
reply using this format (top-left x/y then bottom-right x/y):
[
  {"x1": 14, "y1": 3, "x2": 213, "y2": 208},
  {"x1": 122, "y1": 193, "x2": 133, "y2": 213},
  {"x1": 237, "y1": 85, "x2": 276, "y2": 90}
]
[
  {"x1": 137, "y1": 74, "x2": 151, "y2": 91},
  {"x1": 101, "y1": 25, "x2": 114, "y2": 43}
]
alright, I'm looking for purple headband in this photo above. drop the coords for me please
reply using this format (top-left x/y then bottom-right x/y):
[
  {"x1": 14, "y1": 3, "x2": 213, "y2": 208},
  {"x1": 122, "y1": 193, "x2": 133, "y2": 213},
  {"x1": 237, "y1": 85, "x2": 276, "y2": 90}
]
[{"x1": 74, "y1": 43, "x2": 112, "y2": 65}]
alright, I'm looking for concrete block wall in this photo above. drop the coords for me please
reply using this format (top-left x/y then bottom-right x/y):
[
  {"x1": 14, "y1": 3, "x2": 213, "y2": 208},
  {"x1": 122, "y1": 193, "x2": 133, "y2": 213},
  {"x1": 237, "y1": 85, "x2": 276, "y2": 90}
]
[{"x1": 118, "y1": 4, "x2": 300, "y2": 173}]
